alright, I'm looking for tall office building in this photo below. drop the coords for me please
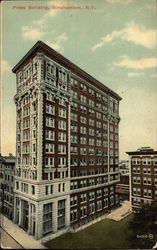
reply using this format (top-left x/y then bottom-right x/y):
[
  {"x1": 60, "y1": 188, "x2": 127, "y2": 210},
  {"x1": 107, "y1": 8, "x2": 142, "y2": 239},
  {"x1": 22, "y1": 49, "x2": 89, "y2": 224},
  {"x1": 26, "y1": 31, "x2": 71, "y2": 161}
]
[
  {"x1": 13, "y1": 41, "x2": 121, "y2": 239},
  {"x1": 126, "y1": 147, "x2": 157, "y2": 210}
]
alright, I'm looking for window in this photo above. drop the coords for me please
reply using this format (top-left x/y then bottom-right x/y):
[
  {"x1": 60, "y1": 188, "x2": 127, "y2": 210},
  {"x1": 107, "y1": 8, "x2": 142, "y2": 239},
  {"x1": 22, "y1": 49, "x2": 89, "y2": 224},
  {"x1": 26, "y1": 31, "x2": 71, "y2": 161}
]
[
  {"x1": 71, "y1": 101, "x2": 78, "y2": 110},
  {"x1": 58, "y1": 157, "x2": 66, "y2": 167},
  {"x1": 58, "y1": 200, "x2": 65, "y2": 229},
  {"x1": 50, "y1": 185, "x2": 53, "y2": 194},
  {"x1": 71, "y1": 90, "x2": 78, "y2": 99},
  {"x1": 89, "y1": 88, "x2": 94, "y2": 96},
  {"x1": 80, "y1": 137, "x2": 87, "y2": 145},
  {"x1": 143, "y1": 189, "x2": 152, "y2": 197},
  {"x1": 80, "y1": 180, "x2": 87, "y2": 188},
  {"x1": 71, "y1": 146, "x2": 78, "y2": 154},
  {"x1": 89, "y1": 203, "x2": 95, "y2": 214},
  {"x1": 80, "y1": 95, "x2": 87, "y2": 104},
  {"x1": 70, "y1": 209, "x2": 77, "y2": 222},
  {"x1": 71, "y1": 78, "x2": 78, "y2": 87},
  {"x1": 32, "y1": 185, "x2": 35, "y2": 195},
  {"x1": 58, "y1": 144, "x2": 66, "y2": 154},
  {"x1": 46, "y1": 130, "x2": 55, "y2": 140},
  {"x1": 71, "y1": 135, "x2": 78, "y2": 143},
  {"x1": 45, "y1": 186, "x2": 49, "y2": 195},
  {"x1": 80, "y1": 126, "x2": 87, "y2": 134},
  {"x1": 89, "y1": 119, "x2": 94, "y2": 126},
  {"x1": 89, "y1": 191, "x2": 95, "y2": 200},
  {"x1": 97, "y1": 200, "x2": 102, "y2": 211},
  {"x1": 16, "y1": 181, "x2": 19, "y2": 190},
  {"x1": 80, "y1": 206, "x2": 87, "y2": 218},
  {"x1": 58, "y1": 120, "x2": 66, "y2": 130},
  {"x1": 89, "y1": 179, "x2": 95, "y2": 186},
  {"x1": 46, "y1": 104, "x2": 55, "y2": 115},
  {"x1": 97, "y1": 189, "x2": 102, "y2": 197},
  {"x1": 45, "y1": 157, "x2": 54, "y2": 167},
  {"x1": 104, "y1": 188, "x2": 108, "y2": 196},
  {"x1": 46, "y1": 143, "x2": 54, "y2": 153},
  {"x1": 71, "y1": 124, "x2": 78, "y2": 132},
  {"x1": 59, "y1": 108, "x2": 66, "y2": 118},
  {"x1": 104, "y1": 198, "x2": 108, "y2": 208},
  {"x1": 80, "y1": 193, "x2": 87, "y2": 203},
  {"x1": 43, "y1": 203, "x2": 52, "y2": 235},
  {"x1": 71, "y1": 113, "x2": 78, "y2": 121},
  {"x1": 58, "y1": 132, "x2": 66, "y2": 142},
  {"x1": 89, "y1": 99, "x2": 94, "y2": 107},
  {"x1": 46, "y1": 117, "x2": 54, "y2": 127},
  {"x1": 70, "y1": 181, "x2": 78, "y2": 190},
  {"x1": 80, "y1": 116, "x2": 87, "y2": 124},
  {"x1": 70, "y1": 196, "x2": 77, "y2": 206}
]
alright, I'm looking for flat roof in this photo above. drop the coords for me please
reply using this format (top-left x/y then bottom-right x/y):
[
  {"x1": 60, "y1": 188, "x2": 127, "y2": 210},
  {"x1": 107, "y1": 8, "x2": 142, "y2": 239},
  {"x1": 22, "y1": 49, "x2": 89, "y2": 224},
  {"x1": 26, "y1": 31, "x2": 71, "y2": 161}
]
[
  {"x1": 126, "y1": 151, "x2": 157, "y2": 155},
  {"x1": 12, "y1": 41, "x2": 122, "y2": 101}
]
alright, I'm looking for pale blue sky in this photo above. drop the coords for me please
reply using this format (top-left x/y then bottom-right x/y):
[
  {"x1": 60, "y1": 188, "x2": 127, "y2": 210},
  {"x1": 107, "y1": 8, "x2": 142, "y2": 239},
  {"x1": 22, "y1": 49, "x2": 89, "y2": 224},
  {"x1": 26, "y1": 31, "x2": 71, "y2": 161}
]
[{"x1": 1, "y1": 0, "x2": 157, "y2": 159}]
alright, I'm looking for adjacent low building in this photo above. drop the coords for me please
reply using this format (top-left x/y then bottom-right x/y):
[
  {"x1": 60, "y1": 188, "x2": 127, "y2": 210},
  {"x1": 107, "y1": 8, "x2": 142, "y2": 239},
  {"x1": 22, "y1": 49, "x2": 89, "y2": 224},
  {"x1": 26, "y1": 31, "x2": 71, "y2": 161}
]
[
  {"x1": 119, "y1": 160, "x2": 129, "y2": 174},
  {"x1": 126, "y1": 147, "x2": 157, "y2": 210},
  {"x1": 0, "y1": 154, "x2": 15, "y2": 220},
  {"x1": 116, "y1": 173, "x2": 129, "y2": 202}
]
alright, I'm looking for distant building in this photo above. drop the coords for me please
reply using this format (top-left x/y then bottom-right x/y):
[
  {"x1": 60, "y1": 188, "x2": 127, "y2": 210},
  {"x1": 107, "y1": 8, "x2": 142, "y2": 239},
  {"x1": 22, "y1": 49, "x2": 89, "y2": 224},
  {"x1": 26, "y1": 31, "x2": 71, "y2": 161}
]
[
  {"x1": 119, "y1": 160, "x2": 129, "y2": 174},
  {"x1": 126, "y1": 147, "x2": 157, "y2": 210},
  {"x1": 0, "y1": 154, "x2": 15, "y2": 220},
  {"x1": 116, "y1": 173, "x2": 129, "y2": 201},
  {"x1": 12, "y1": 41, "x2": 121, "y2": 239}
]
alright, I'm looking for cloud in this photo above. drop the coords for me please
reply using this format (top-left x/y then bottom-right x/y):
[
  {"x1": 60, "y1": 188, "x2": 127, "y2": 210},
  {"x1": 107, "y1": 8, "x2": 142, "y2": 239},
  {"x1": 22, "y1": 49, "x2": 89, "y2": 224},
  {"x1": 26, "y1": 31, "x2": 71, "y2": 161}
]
[
  {"x1": 106, "y1": 0, "x2": 132, "y2": 4},
  {"x1": 128, "y1": 72, "x2": 144, "y2": 77},
  {"x1": 46, "y1": 32, "x2": 68, "y2": 52},
  {"x1": 22, "y1": 1, "x2": 62, "y2": 40},
  {"x1": 2, "y1": 60, "x2": 11, "y2": 73},
  {"x1": 22, "y1": 26, "x2": 44, "y2": 40},
  {"x1": 151, "y1": 73, "x2": 157, "y2": 78},
  {"x1": 92, "y1": 21, "x2": 156, "y2": 51},
  {"x1": 114, "y1": 55, "x2": 156, "y2": 70}
]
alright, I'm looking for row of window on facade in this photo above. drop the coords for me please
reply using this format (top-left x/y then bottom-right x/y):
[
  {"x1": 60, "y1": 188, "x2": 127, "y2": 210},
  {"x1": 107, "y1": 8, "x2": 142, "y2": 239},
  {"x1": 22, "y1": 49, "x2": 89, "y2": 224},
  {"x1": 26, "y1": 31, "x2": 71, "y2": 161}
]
[
  {"x1": 71, "y1": 157, "x2": 118, "y2": 166},
  {"x1": 71, "y1": 111, "x2": 118, "y2": 127},
  {"x1": 15, "y1": 181, "x2": 66, "y2": 196},
  {"x1": 17, "y1": 61, "x2": 38, "y2": 84},
  {"x1": 133, "y1": 187, "x2": 157, "y2": 198},
  {"x1": 133, "y1": 166, "x2": 157, "y2": 174},
  {"x1": 71, "y1": 195, "x2": 118, "y2": 222},
  {"x1": 70, "y1": 176, "x2": 117, "y2": 190},
  {"x1": 132, "y1": 198, "x2": 153, "y2": 206},
  {"x1": 133, "y1": 176, "x2": 157, "y2": 185},
  {"x1": 70, "y1": 187, "x2": 114, "y2": 205},
  {"x1": 15, "y1": 169, "x2": 37, "y2": 180},
  {"x1": 131, "y1": 158, "x2": 157, "y2": 165},
  {"x1": 0, "y1": 173, "x2": 14, "y2": 182},
  {"x1": 43, "y1": 199, "x2": 66, "y2": 234},
  {"x1": 20, "y1": 153, "x2": 118, "y2": 168},
  {"x1": 71, "y1": 100, "x2": 109, "y2": 114},
  {"x1": 41, "y1": 166, "x2": 118, "y2": 180},
  {"x1": 1, "y1": 184, "x2": 14, "y2": 194},
  {"x1": 71, "y1": 80, "x2": 118, "y2": 110}
]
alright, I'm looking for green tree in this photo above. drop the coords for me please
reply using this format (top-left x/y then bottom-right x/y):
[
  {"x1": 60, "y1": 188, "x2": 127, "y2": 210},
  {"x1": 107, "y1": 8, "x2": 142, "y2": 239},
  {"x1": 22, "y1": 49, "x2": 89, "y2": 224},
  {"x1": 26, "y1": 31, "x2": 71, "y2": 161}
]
[{"x1": 128, "y1": 201, "x2": 157, "y2": 249}]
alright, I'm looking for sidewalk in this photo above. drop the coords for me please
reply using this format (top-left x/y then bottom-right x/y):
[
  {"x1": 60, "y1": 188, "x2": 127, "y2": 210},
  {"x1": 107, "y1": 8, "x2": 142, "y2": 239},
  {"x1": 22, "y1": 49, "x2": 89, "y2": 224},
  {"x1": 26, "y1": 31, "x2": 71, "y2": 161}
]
[
  {"x1": 106, "y1": 200, "x2": 132, "y2": 221},
  {"x1": 1, "y1": 214, "x2": 47, "y2": 249}
]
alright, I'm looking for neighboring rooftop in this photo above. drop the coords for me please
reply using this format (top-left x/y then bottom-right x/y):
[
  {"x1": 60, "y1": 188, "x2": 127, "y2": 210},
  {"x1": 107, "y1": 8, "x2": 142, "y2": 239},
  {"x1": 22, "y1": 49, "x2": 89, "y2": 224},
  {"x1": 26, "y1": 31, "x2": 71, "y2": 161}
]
[
  {"x1": 0, "y1": 154, "x2": 15, "y2": 164},
  {"x1": 12, "y1": 40, "x2": 121, "y2": 101},
  {"x1": 126, "y1": 147, "x2": 157, "y2": 155}
]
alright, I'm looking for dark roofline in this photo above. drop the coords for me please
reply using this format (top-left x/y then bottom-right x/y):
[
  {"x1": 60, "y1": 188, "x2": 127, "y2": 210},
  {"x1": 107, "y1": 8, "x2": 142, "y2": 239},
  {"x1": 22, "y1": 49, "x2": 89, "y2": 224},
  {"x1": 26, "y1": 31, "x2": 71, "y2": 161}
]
[
  {"x1": 12, "y1": 41, "x2": 122, "y2": 101},
  {"x1": 126, "y1": 151, "x2": 157, "y2": 156}
]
